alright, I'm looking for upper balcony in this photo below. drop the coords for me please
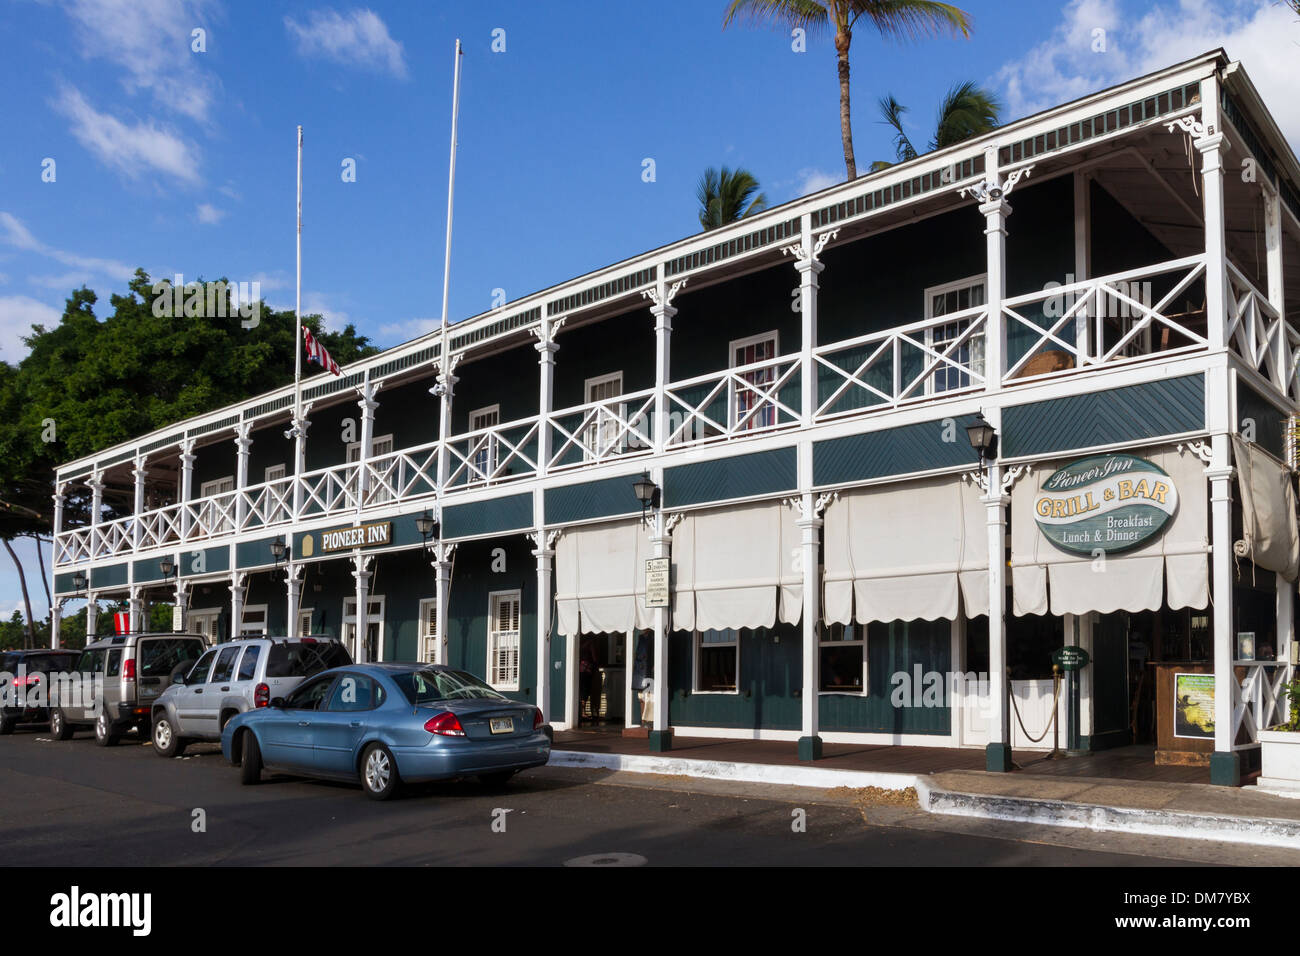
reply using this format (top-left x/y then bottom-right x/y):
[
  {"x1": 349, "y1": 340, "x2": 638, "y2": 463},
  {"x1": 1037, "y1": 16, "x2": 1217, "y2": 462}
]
[{"x1": 52, "y1": 51, "x2": 1300, "y2": 571}]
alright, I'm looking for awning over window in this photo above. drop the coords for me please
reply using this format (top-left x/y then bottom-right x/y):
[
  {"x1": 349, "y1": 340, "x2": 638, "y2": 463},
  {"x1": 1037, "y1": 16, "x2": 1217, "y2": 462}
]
[
  {"x1": 1011, "y1": 445, "x2": 1208, "y2": 617},
  {"x1": 671, "y1": 499, "x2": 802, "y2": 632},
  {"x1": 1232, "y1": 436, "x2": 1299, "y2": 583},
  {"x1": 555, "y1": 520, "x2": 653, "y2": 637},
  {"x1": 823, "y1": 475, "x2": 988, "y2": 625}
]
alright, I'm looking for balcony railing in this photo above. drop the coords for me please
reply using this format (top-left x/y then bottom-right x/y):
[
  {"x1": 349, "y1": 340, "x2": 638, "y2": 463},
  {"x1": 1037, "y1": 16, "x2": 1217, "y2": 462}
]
[{"x1": 55, "y1": 253, "x2": 1281, "y2": 568}]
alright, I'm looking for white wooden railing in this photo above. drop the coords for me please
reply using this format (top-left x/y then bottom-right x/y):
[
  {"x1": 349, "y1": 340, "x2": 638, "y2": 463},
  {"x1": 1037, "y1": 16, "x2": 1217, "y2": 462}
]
[{"x1": 1226, "y1": 261, "x2": 1300, "y2": 402}]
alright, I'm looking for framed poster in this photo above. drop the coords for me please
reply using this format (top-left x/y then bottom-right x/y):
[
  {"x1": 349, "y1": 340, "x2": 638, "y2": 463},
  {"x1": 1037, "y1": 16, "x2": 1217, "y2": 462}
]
[
  {"x1": 1173, "y1": 672, "x2": 1215, "y2": 739},
  {"x1": 1236, "y1": 631, "x2": 1256, "y2": 662}
]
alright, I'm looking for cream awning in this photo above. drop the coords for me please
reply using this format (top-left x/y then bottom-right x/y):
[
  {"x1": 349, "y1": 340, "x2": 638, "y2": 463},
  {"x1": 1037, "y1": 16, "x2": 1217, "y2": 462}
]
[
  {"x1": 1232, "y1": 436, "x2": 1299, "y2": 583},
  {"x1": 1011, "y1": 445, "x2": 1209, "y2": 616},
  {"x1": 555, "y1": 519, "x2": 654, "y2": 637},
  {"x1": 823, "y1": 475, "x2": 989, "y2": 625},
  {"x1": 670, "y1": 499, "x2": 803, "y2": 632}
]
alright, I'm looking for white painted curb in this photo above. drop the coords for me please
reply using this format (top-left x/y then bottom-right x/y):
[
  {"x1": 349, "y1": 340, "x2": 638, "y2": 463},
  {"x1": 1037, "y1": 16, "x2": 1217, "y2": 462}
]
[{"x1": 549, "y1": 749, "x2": 921, "y2": 792}]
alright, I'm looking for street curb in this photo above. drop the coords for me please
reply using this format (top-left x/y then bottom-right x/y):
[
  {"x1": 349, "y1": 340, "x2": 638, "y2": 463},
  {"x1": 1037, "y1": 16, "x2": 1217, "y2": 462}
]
[
  {"x1": 549, "y1": 749, "x2": 921, "y2": 792},
  {"x1": 550, "y1": 750, "x2": 1300, "y2": 849},
  {"x1": 922, "y1": 787, "x2": 1300, "y2": 850}
]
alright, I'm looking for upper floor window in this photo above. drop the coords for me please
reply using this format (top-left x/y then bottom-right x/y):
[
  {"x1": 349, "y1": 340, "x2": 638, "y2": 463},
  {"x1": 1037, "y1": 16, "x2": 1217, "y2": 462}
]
[
  {"x1": 584, "y1": 372, "x2": 624, "y2": 460},
  {"x1": 730, "y1": 332, "x2": 778, "y2": 431},
  {"x1": 198, "y1": 476, "x2": 235, "y2": 534},
  {"x1": 924, "y1": 276, "x2": 986, "y2": 394},
  {"x1": 347, "y1": 433, "x2": 395, "y2": 504},
  {"x1": 468, "y1": 406, "x2": 500, "y2": 482}
]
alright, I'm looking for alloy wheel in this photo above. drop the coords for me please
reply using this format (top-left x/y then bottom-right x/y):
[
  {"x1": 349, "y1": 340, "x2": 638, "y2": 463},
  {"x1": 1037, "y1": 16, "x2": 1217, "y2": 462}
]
[{"x1": 365, "y1": 749, "x2": 390, "y2": 792}]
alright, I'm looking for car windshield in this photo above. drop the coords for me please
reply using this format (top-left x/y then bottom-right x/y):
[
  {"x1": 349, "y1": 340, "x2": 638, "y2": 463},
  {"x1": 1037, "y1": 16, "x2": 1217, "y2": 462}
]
[
  {"x1": 140, "y1": 639, "x2": 204, "y2": 677},
  {"x1": 266, "y1": 641, "x2": 351, "y2": 678},
  {"x1": 394, "y1": 669, "x2": 507, "y2": 706}
]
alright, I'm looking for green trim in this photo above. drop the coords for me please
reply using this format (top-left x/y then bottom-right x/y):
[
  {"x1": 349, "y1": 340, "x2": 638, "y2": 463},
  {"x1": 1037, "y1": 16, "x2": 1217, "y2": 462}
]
[
  {"x1": 813, "y1": 415, "x2": 981, "y2": 487},
  {"x1": 1235, "y1": 381, "x2": 1287, "y2": 461},
  {"x1": 665, "y1": 447, "x2": 796, "y2": 508},
  {"x1": 132, "y1": 557, "x2": 170, "y2": 584},
  {"x1": 181, "y1": 546, "x2": 229, "y2": 576},
  {"x1": 442, "y1": 492, "x2": 534, "y2": 539},
  {"x1": 545, "y1": 474, "x2": 642, "y2": 525},
  {"x1": 90, "y1": 563, "x2": 128, "y2": 589}
]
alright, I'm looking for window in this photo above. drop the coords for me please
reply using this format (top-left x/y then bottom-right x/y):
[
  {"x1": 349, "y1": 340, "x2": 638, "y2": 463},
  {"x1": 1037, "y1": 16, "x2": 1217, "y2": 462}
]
[
  {"x1": 694, "y1": 629, "x2": 739, "y2": 693},
  {"x1": 297, "y1": 608, "x2": 314, "y2": 638},
  {"x1": 395, "y1": 668, "x2": 507, "y2": 706},
  {"x1": 730, "y1": 332, "x2": 778, "y2": 431},
  {"x1": 326, "y1": 673, "x2": 383, "y2": 712},
  {"x1": 819, "y1": 623, "x2": 867, "y2": 694},
  {"x1": 239, "y1": 604, "x2": 268, "y2": 637},
  {"x1": 188, "y1": 610, "x2": 220, "y2": 643},
  {"x1": 187, "y1": 649, "x2": 218, "y2": 685},
  {"x1": 468, "y1": 406, "x2": 500, "y2": 482},
  {"x1": 139, "y1": 638, "x2": 204, "y2": 677},
  {"x1": 283, "y1": 674, "x2": 336, "y2": 711},
  {"x1": 199, "y1": 476, "x2": 235, "y2": 533},
  {"x1": 236, "y1": 645, "x2": 261, "y2": 681},
  {"x1": 342, "y1": 597, "x2": 385, "y2": 663},
  {"x1": 347, "y1": 434, "x2": 395, "y2": 504},
  {"x1": 584, "y1": 372, "x2": 625, "y2": 460},
  {"x1": 924, "y1": 276, "x2": 986, "y2": 394},
  {"x1": 105, "y1": 649, "x2": 122, "y2": 679},
  {"x1": 210, "y1": 645, "x2": 241, "y2": 683},
  {"x1": 264, "y1": 464, "x2": 286, "y2": 484},
  {"x1": 419, "y1": 598, "x2": 439, "y2": 664},
  {"x1": 488, "y1": 591, "x2": 521, "y2": 691},
  {"x1": 266, "y1": 640, "x2": 351, "y2": 678}
]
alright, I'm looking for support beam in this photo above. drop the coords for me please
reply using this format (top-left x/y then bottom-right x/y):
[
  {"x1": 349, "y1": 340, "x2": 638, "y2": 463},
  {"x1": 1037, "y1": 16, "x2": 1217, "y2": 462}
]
[
  {"x1": 532, "y1": 534, "x2": 555, "y2": 722},
  {"x1": 178, "y1": 439, "x2": 196, "y2": 541},
  {"x1": 128, "y1": 585, "x2": 144, "y2": 634},
  {"x1": 230, "y1": 572, "x2": 247, "y2": 642},
  {"x1": 173, "y1": 577, "x2": 188, "y2": 633},
  {"x1": 289, "y1": 412, "x2": 311, "y2": 523},
  {"x1": 796, "y1": 489, "x2": 824, "y2": 761},
  {"x1": 84, "y1": 596, "x2": 98, "y2": 641},
  {"x1": 234, "y1": 422, "x2": 253, "y2": 528},
  {"x1": 352, "y1": 552, "x2": 373, "y2": 663},
  {"x1": 643, "y1": 267, "x2": 681, "y2": 454},
  {"x1": 286, "y1": 563, "x2": 304, "y2": 638},
  {"x1": 649, "y1": 489, "x2": 672, "y2": 752},
  {"x1": 355, "y1": 377, "x2": 380, "y2": 510},
  {"x1": 131, "y1": 456, "x2": 148, "y2": 550},
  {"x1": 983, "y1": 447, "x2": 1012, "y2": 772}
]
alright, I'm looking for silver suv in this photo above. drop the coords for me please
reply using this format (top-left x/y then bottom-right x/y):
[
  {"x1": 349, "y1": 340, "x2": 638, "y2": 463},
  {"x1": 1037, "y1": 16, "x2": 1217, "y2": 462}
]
[
  {"x1": 50, "y1": 633, "x2": 209, "y2": 745},
  {"x1": 150, "y1": 636, "x2": 351, "y2": 757}
]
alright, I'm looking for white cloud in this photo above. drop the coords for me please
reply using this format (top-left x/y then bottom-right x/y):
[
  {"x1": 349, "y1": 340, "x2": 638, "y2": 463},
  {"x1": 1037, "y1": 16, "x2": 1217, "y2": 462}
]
[
  {"x1": 285, "y1": 8, "x2": 408, "y2": 78},
  {"x1": 796, "y1": 167, "x2": 842, "y2": 196},
  {"x1": 375, "y1": 316, "x2": 439, "y2": 346},
  {"x1": 0, "y1": 295, "x2": 61, "y2": 359},
  {"x1": 28, "y1": 272, "x2": 97, "y2": 290},
  {"x1": 65, "y1": 0, "x2": 220, "y2": 123},
  {"x1": 997, "y1": 0, "x2": 1300, "y2": 151},
  {"x1": 0, "y1": 212, "x2": 134, "y2": 281},
  {"x1": 52, "y1": 85, "x2": 201, "y2": 184},
  {"x1": 196, "y1": 202, "x2": 225, "y2": 224}
]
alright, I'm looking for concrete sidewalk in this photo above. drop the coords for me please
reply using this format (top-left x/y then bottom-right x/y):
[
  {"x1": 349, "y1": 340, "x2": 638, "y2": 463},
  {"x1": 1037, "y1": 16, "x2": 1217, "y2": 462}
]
[{"x1": 550, "y1": 744, "x2": 1300, "y2": 850}]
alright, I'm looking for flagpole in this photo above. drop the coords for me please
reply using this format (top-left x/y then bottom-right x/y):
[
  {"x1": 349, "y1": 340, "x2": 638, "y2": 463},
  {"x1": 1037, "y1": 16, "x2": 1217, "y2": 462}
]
[
  {"x1": 294, "y1": 125, "x2": 304, "y2": 433},
  {"x1": 440, "y1": 38, "x2": 463, "y2": 344}
]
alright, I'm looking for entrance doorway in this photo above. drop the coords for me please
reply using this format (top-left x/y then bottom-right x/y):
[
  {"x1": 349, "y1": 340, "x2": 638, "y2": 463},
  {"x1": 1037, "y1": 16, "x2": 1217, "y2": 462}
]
[
  {"x1": 342, "y1": 596, "x2": 385, "y2": 663},
  {"x1": 577, "y1": 632, "x2": 629, "y2": 728}
]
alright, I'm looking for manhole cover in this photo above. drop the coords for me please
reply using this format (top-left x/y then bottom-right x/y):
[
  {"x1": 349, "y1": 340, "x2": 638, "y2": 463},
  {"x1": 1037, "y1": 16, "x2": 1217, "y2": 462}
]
[{"x1": 564, "y1": 852, "x2": 647, "y2": 867}]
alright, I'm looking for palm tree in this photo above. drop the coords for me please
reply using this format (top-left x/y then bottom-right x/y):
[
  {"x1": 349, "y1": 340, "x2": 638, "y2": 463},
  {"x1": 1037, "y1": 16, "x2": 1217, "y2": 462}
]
[
  {"x1": 723, "y1": 0, "x2": 972, "y2": 180},
  {"x1": 697, "y1": 166, "x2": 769, "y2": 230},
  {"x1": 872, "y1": 80, "x2": 1001, "y2": 170}
]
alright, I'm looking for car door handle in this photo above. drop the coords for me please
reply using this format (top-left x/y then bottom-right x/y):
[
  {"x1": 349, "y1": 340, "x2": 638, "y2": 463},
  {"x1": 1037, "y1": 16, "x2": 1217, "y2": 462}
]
[
  {"x1": 297, "y1": 721, "x2": 311, "y2": 727},
  {"x1": 194, "y1": 689, "x2": 203, "y2": 694},
  {"x1": 221, "y1": 686, "x2": 230, "y2": 692},
  {"x1": 349, "y1": 721, "x2": 362, "y2": 728}
]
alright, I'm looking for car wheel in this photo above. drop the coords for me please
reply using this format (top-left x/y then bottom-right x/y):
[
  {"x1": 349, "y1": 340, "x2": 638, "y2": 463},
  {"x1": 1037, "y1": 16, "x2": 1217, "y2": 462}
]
[
  {"x1": 478, "y1": 769, "x2": 517, "y2": 788},
  {"x1": 239, "y1": 731, "x2": 262, "y2": 785},
  {"x1": 94, "y1": 713, "x2": 119, "y2": 747},
  {"x1": 152, "y1": 715, "x2": 186, "y2": 758},
  {"x1": 0, "y1": 717, "x2": 15, "y2": 736},
  {"x1": 50, "y1": 708, "x2": 73, "y2": 740},
  {"x1": 360, "y1": 743, "x2": 401, "y2": 801}
]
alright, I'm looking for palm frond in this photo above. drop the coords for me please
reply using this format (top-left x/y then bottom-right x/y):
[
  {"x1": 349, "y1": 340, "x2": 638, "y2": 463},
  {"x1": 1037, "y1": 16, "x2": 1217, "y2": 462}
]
[
  {"x1": 723, "y1": 0, "x2": 831, "y2": 32},
  {"x1": 931, "y1": 80, "x2": 1001, "y2": 150},
  {"x1": 877, "y1": 94, "x2": 917, "y2": 162},
  {"x1": 849, "y1": 0, "x2": 971, "y2": 41},
  {"x1": 697, "y1": 166, "x2": 767, "y2": 230}
]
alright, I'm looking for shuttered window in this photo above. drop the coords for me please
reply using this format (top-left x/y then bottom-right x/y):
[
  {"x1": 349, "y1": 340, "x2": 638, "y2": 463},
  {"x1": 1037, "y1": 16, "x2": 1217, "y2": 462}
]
[
  {"x1": 419, "y1": 598, "x2": 439, "y2": 664},
  {"x1": 488, "y1": 591, "x2": 521, "y2": 691}
]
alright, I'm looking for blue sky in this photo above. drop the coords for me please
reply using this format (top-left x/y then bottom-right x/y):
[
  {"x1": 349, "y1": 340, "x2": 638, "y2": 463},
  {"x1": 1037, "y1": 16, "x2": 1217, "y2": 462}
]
[{"x1": 3, "y1": 0, "x2": 1298, "y2": 620}]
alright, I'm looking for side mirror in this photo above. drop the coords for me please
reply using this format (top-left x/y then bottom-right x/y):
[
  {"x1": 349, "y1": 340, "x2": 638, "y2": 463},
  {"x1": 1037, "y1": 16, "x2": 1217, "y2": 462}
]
[
  {"x1": 171, "y1": 669, "x2": 187, "y2": 686},
  {"x1": 270, "y1": 697, "x2": 286, "y2": 708}
]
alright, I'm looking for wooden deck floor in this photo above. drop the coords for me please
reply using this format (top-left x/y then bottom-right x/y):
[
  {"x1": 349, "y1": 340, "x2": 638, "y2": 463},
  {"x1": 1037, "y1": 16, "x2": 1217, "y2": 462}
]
[{"x1": 553, "y1": 729, "x2": 1211, "y2": 784}]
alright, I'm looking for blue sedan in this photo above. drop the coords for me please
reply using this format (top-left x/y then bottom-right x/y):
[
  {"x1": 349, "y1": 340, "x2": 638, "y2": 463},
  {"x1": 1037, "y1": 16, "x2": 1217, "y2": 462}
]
[{"x1": 221, "y1": 663, "x2": 551, "y2": 800}]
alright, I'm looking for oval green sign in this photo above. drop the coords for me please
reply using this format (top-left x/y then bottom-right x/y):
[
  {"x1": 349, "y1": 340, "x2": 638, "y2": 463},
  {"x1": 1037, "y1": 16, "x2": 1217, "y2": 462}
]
[
  {"x1": 1051, "y1": 646, "x2": 1091, "y2": 671},
  {"x1": 1034, "y1": 453, "x2": 1177, "y2": 555}
]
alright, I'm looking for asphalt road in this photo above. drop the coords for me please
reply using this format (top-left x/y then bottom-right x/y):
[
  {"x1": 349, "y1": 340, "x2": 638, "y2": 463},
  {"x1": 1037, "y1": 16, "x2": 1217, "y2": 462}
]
[{"x1": 0, "y1": 723, "x2": 1291, "y2": 867}]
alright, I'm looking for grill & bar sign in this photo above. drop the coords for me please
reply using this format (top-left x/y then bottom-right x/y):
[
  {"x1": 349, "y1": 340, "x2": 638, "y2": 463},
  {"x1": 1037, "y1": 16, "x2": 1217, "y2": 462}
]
[{"x1": 1034, "y1": 453, "x2": 1177, "y2": 555}]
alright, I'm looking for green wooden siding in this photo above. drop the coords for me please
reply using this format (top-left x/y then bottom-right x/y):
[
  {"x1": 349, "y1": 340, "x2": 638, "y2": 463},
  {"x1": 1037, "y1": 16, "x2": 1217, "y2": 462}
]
[
  {"x1": 236, "y1": 536, "x2": 281, "y2": 570},
  {"x1": 1236, "y1": 381, "x2": 1288, "y2": 461},
  {"x1": 545, "y1": 474, "x2": 642, "y2": 525},
  {"x1": 819, "y1": 619, "x2": 951, "y2": 734},
  {"x1": 132, "y1": 556, "x2": 170, "y2": 584},
  {"x1": 90, "y1": 563, "x2": 128, "y2": 589},
  {"x1": 442, "y1": 492, "x2": 534, "y2": 539},
  {"x1": 54, "y1": 572, "x2": 80, "y2": 596},
  {"x1": 813, "y1": 415, "x2": 981, "y2": 487},
  {"x1": 1001, "y1": 374, "x2": 1205, "y2": 458},
  {"x1": 665, "y1": 447, "x2": 796, "y2": 508},
  {"x1": 181, "y1": 546, "x2": 229, "y2": 576}
]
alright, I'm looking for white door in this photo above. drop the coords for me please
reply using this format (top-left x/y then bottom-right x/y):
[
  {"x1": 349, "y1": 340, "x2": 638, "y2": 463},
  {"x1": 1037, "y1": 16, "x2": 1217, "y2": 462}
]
[
  {"x1": 468, "y1": 406, "x2": 499, "y2": 482},
  {"x1": 342, "y1": 597, "x2": 385, "y2": 662}
]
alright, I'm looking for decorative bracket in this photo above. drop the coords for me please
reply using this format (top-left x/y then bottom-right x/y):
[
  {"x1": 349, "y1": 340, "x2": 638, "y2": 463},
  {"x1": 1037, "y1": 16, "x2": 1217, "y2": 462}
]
[
  {"x1": 783, "y1": 491, "x2": 838, "y2": 520},
  {"x1": 641, "y1": 278, "x2": 687, "y2": 310},
  {"x1": 1165, "y1": 115, "x2": 1213, "y2": 143},
  {"x1": 527, "y1": 529, "x2": 562, "y2": 551},
  {"x1": 781, "y1": 228, "x2": 839, "y2": 268},
  {"x1": 1000, "y1": 464, "x2": 1026, "y2": 495},
  {"x1": 1177, "y1": 440, "x2": 1214, "y2": 464},
  {"x1": 529, "y1": 315, "x2": 567, "y2": 347},
  {"x1": 958, "y1": 164, "x2": 1034, "y2": 203},
  {"x1": 430, "y1": 541, "x2": 458, "y2": 565}
]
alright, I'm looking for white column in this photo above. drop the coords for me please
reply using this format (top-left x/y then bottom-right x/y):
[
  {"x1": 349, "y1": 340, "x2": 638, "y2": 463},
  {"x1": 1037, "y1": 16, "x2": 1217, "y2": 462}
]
[
  {"x1": 52, "y1": 482, "x2": 65, "y2": 547},
  {"x1": 983, "y1": 441, "x2": 1012, "y2": 771},
  {"x1": 51, "y1": 604, "x2": 62, "y2": 649},
  {"x1": 533, "y1": 538, "x2": 554, "y2": 721},
  {"x1": 290, "y1": 413, "x2": 310, "y2": 522},
  {"x1": 649, "y1": 500, "x2": 672, "y2": 751},
  {"x1": 174, "y1": 578, "x2": 188, "y2": 633},
  {"x1": 355, "y1": 378, "x2": 380, "y2": 510},
  {"x1": 87, "y1": 470, "x2": 105, "y2": 561},
  {"x1": 352, "y1": 553, "x2": 372, "y2": 663},
  {"x1": 535, "y1": 325, "x2": 558, "y2": 477},
  {"x1": 84, "y1": 596, "x2": 99, "y2": 640},
  {"x1": 797, "y1": 495, "x2": 823, "y2": 761},
  {"x1": 980, "y1": 191, "x2": 1010, "y2": 392},
  {"x1": 286, "y1": 563, "x2": 304, "y2": 638},
  {"x1": 1073, "y1": 169, "x2": 1092, "y2": 360},
  {"x1": 132, "y1": 455, "x2": 148, "y2": 550},
  {"x1": 434, "y1": 359, "x2": 457, "y2": 667},
  {"x1": 792, "y1": 213, "x2": 827, "y2": 428},
  {"x1": 1208, "y1": 450, "x2": 1237, "y2": 782},
  {"x1": 1197, "y1": 81, "x2": 1230, "y2": 353},
  {"x1": 229, "y1": 572, "x2": 247, "y2": 641},
  {"x1": 178, "y1": 439, "x2": 196, "y2": 541},
  {"x1": 234, "y1": 422, "x2": 253, "y2": 528},
  {"x1": 128, "y1": 585, "x2": 144, "y2": 633},
  {"x1": 643, "y1": 269, "x2": 680, "y2": 454}
]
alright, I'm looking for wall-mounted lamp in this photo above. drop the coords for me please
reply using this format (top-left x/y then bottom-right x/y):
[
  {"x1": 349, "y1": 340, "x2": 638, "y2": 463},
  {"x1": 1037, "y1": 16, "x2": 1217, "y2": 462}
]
[
  {"x1": 159, "y1": 556, "x2": 176, "y2": 582},
  {"x1": 416, "y1": 510, "x2": 440, "y2": 552},
  {"x1": 270, "y1": 536, "x2": 290, "y2": 568},
  {"x1": 72, "y1": 570, "x2": 88, "y2": 595},
  {"x1": 632, "y1": 471, "x2": 660, "y2": 519},
  {"x1": 966, "y1": 413, "x2": 998, "y2": 471}
]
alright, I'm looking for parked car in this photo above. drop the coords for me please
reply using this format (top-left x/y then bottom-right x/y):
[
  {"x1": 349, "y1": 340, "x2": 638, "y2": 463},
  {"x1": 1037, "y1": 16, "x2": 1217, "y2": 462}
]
[
  {"x1": 50, "y1": 633, "x2": 208, "y2": 745},
  {"x1": 222, "y1": 663, "x2": 551, "y2": 800},
  {"x1": 151, "y1": 635, "x2": 351, "y2": 757},
  {"x1": 0, "y1": 649, "x2": 81, "y2": 734}
]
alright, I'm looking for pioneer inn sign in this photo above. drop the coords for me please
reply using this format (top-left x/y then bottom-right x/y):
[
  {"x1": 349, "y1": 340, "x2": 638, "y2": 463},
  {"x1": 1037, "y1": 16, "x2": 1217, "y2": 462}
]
[{"x1": 50, "y1": 50, "x2": 1300, "y2": 786}]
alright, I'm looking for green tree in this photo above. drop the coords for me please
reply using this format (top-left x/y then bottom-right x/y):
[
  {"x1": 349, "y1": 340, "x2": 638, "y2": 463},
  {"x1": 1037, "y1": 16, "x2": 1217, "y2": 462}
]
[
  {"x1": 697, "y1": 166, "x2": 769, "y2": 230},
  {"x1": 723, "y1": 0, "x2": 972, "y2": 180},
  {"x1": 872, "y1": 80, "x2": 1002, "y2": 170}
]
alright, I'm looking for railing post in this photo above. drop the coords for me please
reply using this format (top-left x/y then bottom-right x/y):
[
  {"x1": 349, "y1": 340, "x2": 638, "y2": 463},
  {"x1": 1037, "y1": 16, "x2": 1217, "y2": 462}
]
[
  {"x1": 533, "y1": 317, "x2": 560, "y2": 477},
  {"x1": 784, "y1": 215, "x2": 834, "y2": 428},
  {"x1": 234, "y1": 421, "x2": 253, "y2": 529},
  {"x1": 356, "y1": 376, "x2": 380, "y2": 510},
  {"x1": 52, "y1": 482, "x2": 65, "y2": 569},
  {"x1": 291, "y1": 411, "x2": 311, "y2": 522}
]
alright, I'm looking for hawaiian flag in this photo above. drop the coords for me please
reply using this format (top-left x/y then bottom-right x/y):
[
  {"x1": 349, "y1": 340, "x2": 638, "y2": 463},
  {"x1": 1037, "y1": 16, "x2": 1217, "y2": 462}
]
[{"x1": 303, "y1": 325, "x2": 341, "y2": 376}]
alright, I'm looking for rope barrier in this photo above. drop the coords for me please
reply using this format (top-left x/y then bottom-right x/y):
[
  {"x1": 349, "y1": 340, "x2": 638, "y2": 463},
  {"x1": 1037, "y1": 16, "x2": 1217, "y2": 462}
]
[{"x1": 1009, "y1": 672, "x2": 1063, "y2": 744}]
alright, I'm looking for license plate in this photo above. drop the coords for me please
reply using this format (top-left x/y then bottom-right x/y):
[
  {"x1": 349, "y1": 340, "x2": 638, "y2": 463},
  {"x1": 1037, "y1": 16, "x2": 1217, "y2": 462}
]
[{"x1": 489, "y1": 717, "x2": 514, "y2": 735}]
